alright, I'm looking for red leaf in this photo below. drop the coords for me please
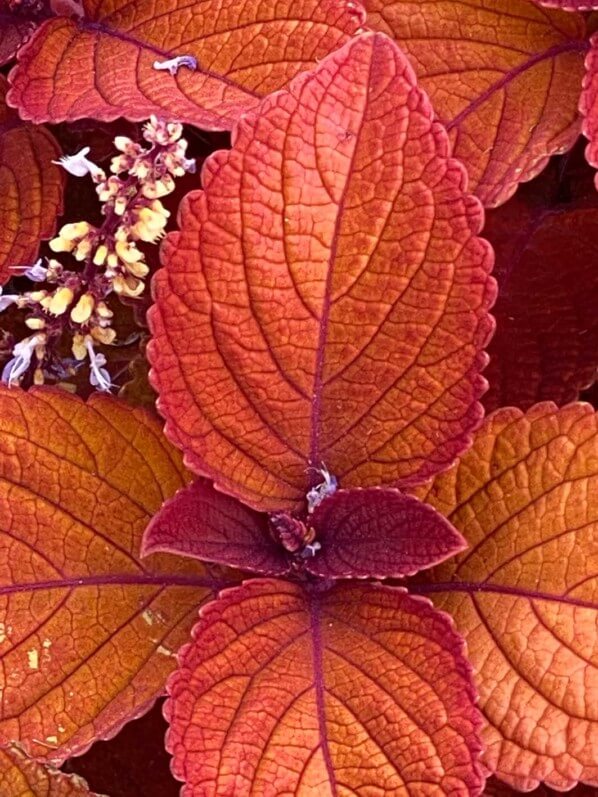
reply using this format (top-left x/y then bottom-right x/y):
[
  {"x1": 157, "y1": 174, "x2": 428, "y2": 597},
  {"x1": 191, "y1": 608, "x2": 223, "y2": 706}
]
[
  {"x1": 0, "y1": 745, "x2": 101, "y2": 796},
  {"x1": 166, "y1": 579, "x2": 484, "y2": 795},
  {"x1": 6, "y1": 0, "x2": 365, "y2": 129},
  {"x1": 484, "y1": 777, "x2": 597, "y2": 796},
  {"x1": 0, "y1": 7, "x2": 37, "y2": 67},
  {"x1": 306, "y1": 487, "x2": 467, "y2": 579},
  {"x1": 482, "y1": 190, "x2": 598, "y2": 410},
  {"x1": 149, "y1": 32, "x2": 495, "y2": 512},
  {"x1": 0, "y1": 75, "x2": 63, "y2": 285},
  {"x1": 142, "y1": 478, "x2": 289, "y2": 576},
  {"x1": 0, "y1": 387, "x2": 235, "y2": 763},
  {"x1": 412, "y1": 403, "x2": 598, "y2": 790},
  {"x1": 531, "y1": 0, "x2": 598, "y2": 8},
  {"x1": 364, "y1": 0, "x2": 588, "y2": 207},
  {"x1": 581, "y1": 33, "x2": 598, "y2": 187}
]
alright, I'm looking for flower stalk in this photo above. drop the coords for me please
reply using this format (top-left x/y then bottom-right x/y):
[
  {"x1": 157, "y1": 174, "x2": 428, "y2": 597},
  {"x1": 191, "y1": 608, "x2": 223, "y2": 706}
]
[{"x1": 0, "y1": 116, "x2": 196, "y2": 391}]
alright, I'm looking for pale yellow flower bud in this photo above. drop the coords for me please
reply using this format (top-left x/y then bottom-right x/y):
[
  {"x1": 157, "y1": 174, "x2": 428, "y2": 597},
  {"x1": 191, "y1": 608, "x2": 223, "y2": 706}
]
[
  {"x1": 72, "y1": 333, "x2": 87, "y2": 360},
  {"x1": 25, "y1": 317, "x2": 46, "y2": 330},
  {"x1": 48, "y1": 287, "x2": 74, "y2": 316},
  {"x1": 49, "y1": 236, "x2": 75, "y2": 253},
  {"x1": 115, "y1": 238, "x2": 144, "y2": 264},
  {"x1": 96, "y1": 302, "x2": 113, "y2": 319},
  {"x1": 126, "y1": 260, "x2": 150, "y2": 279},
  {"x1": 90, "y1": 325, "x2": 117, "y2": 345},
  {"x1": 93, "y1": 244, "x2": 108, "y2": 266},
  {"x1": 70, "y1": 293, "x2": 95, "y2": 324}
]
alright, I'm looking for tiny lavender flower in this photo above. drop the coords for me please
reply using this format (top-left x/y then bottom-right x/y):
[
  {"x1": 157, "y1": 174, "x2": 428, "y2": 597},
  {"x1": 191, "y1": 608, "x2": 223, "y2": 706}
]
[{"x1": 0, "y1": 117, "x2": 196, "y2": 390}]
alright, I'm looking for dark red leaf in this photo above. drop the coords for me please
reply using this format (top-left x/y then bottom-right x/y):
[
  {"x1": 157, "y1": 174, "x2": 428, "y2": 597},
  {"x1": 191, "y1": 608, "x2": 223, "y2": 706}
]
[
  {"x1": 142, "y1": 478, "x2": 289, "y2": 575},
  {"x1": 482, "y1": 189, "x2": 598, "y2": 410},
  {"x1": 306, "y1": 487, "x2": 467, "y2": 579}
]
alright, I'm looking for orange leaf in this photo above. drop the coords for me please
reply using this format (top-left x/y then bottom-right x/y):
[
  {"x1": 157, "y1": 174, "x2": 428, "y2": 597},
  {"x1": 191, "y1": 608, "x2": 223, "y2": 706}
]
[
  {"x1": 412, "y1": 403, "x2": 598, "y2": 790},
  {"x1": 0, "y1": 387, "x2": 233, "y2": 763},
  {"x1": 6, "y1": 0, "x2": 365, "y2": 129},
  {"x1": 0, "y1": 745, "x2": 101, "y2": 796},
  {"x1": 166, "y1": 579, "x2": 484, "y2": 795},
  {"x1": 149, "y1": 32, "x2": 495, "y2": 512},
  {"x1": 364, "y1": 0, "x2": 588, "y2": 207},
  {"x1": 0, "y1": 75, "x2": 63, "y2": 286}
]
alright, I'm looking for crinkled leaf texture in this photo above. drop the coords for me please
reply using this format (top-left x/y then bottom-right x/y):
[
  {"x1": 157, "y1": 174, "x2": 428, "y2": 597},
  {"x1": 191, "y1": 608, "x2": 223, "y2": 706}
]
[
  {"x1": 0, "y1": 75, "x2": 63, "y2": 286},
  {"x1": 149, "y1": 31, "x2": 495, "y2": 512},
  {"x1": 0, "y1": 745, "x2": 101, "y2": 796},
  {"x1": 364, "y1": 0, "x2": 588, "y2": 207},
  {"x1": 0, "y1": 387, "x2": 234, "y2": 763},
  {"x1": 142, "y1": 480, "x2": 467, "y2": 579},
  {"x1": 482, "y1": 193, "x2": 598, "y2": 410},
  {"x1": 6, "y1": 0, "x2": 365, "y2": 130},
  {"x1": 412, "y1": 403, "x2": 598, "y2": 791},
  {"x1": 580, "y1": 33, "x2": 598, "y2": 188},
  {"x1": 166, "y1": 579, "x2": 484, "y2": 796}
]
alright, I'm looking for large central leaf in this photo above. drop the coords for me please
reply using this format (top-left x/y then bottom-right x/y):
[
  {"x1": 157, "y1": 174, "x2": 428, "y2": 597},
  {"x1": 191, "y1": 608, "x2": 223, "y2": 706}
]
[{"x1": 149, "y1": 32, "x2": 495, "y2": 512}]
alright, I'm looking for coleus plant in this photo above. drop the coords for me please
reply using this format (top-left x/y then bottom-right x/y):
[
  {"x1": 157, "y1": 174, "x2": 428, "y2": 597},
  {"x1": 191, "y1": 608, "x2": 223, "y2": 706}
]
[{"x1": 0, "y1": 2, "x2": 597, "y2": 797}]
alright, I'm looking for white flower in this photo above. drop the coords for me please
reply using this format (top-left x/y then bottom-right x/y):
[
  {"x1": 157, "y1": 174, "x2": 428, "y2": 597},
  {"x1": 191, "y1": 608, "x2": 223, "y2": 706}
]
[
  {"x1": 86, "y1": 339, "x2": 113, "y2": 392},
  {"x1": 152, "y1": 55, "x2": 197, "y2": 76},
  {"x1": 306, "y1": 465, "x2": 338, "y2": 513},
  {"x1": 1, "y1": 334, "x2": 45, "y2": 386},
  {"x1": 0, "y1": 287, "x2": 19, "y2": 313},
  {"x1": 53, "y1": 146, "x2": 103, "y2": 178}
]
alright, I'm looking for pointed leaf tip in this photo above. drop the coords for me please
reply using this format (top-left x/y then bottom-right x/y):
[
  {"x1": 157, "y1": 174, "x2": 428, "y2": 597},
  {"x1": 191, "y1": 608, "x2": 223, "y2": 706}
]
[
  {"x1": 149, "y1": 30, "x2": 495, "y2": 512},
  {"x1": 165, "y1": 579, "x2": 485, "y2": 796}
]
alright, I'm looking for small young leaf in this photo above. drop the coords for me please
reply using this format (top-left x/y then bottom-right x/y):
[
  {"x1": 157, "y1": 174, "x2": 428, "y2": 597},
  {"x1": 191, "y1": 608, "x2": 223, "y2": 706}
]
[
  {"x1": 6, "y1": 0, "x2": 365, "y2": 129},
  {"x1": 0, "y1": 387, "x2": 234, "y2": 763},
  {"x1": 0, "y1": 745, "x2": 101, "y2": 796},
  {"x1": 166, "y1": 579, "x2": 484, "y2": 795},
  {"x1": 482, "y1": 193, "x2": 598, "y2": 410},
  {"x1": 150, "y1": 32, "x2": 495, "y2": 512},
  {"x1": 142, "y1": 478, "x2": 289, "y2": 576},
  {"x1": 412, "y1": 403, "x2": 598, "y2": 791},
  {"x1": 306, "y1": 487, "x2": 467, "y2": 579},
  {"x1": 364, "y1": 0, "x2": 588, "y2": 207},
  {"x1": 0, "y1": 76, "x2": 63, "y2": 285}
]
